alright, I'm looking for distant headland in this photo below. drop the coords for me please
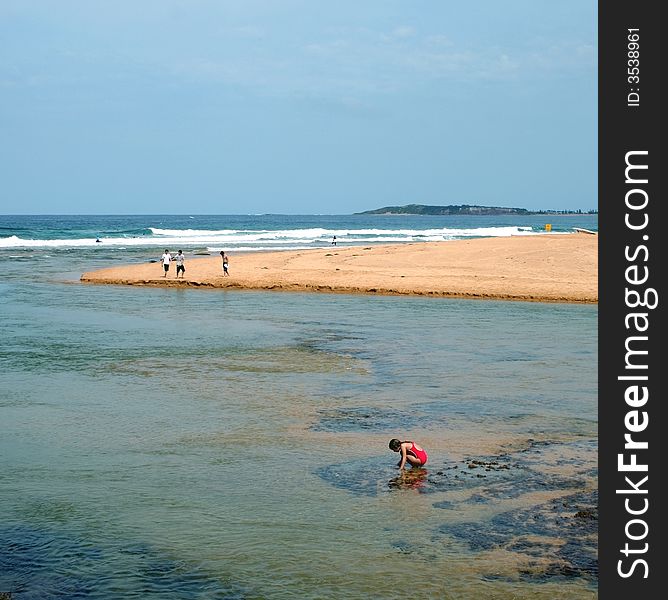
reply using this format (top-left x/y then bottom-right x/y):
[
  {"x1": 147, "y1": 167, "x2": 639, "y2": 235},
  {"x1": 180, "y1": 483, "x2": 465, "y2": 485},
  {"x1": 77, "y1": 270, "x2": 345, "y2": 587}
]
[{"x1": 355, "y1": 204, "x2": 598, "y2": 216}]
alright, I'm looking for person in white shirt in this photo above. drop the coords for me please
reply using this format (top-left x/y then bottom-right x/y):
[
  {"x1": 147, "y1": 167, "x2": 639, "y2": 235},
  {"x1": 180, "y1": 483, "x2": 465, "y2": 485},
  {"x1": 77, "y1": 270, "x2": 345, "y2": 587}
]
[
  {"x1": 161, "y1": 249, "x2": 172, "y2": 277},
  {"x1": 174, "y1": 250, "x2": 185, "y2": 278}
]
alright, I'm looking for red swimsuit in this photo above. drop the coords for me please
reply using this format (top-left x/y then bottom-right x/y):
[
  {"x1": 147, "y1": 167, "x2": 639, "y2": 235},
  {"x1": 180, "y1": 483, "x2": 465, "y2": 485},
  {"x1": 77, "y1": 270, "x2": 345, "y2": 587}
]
[{"x1": 407, "y1": 442, "x2": 428, "y2": 465}]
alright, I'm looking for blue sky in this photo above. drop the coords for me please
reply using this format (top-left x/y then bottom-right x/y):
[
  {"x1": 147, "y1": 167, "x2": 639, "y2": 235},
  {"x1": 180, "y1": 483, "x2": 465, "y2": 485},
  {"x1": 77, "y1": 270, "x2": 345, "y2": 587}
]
[{"x1": 0, "y1": 1, "x2": 597, "y2": 215}]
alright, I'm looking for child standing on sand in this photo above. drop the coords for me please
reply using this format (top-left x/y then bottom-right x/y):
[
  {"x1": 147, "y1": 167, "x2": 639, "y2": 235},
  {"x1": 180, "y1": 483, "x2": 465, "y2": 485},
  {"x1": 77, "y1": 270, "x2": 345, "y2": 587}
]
[
  {"x1": 220, "y1": 251, "x2": 230, "y2": 276},
  {"x1": 389, "y1": 439, "x2": 428, "y2": 469}
]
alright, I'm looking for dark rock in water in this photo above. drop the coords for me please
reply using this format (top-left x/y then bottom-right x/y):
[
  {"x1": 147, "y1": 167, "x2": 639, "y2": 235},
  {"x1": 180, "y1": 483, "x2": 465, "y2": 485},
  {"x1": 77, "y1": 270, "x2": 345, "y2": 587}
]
[
  {"x1": 425, "y1": 456, "x2": 520, "y2": 495},
  {"x1": 432, "y1": 500, "x2": 455, "y2": 510},
  {"x1": 0, "y1": 524, "x2": 248, "y2": 599},
  {"x1": 310, "y1": 399, "x2": 457, "y2": 433},
  {"x1": 441, "y1": 490, "x2": 598, "y2": 582},
  {"x1": 428, "y1": 440, "x2": 597, "y2": 583},
  {"x1": 556, "y1": 537, "x2": 599, "y2": 578},
  {"x1": 426, "y1": 440, "x2": 590, "y2": 502},
  {"x1": 506, "y1": 538, "x2": 555, "y2": 557},
  {"x1": 464, "y1": 493, "x2": 490, "y2": 505},
  {"x1": 315, "y1": 456, "x2": 398, "y2": 497},
  {"x1": 390, "y1": 540, "x2": 419, "y2": 554}
]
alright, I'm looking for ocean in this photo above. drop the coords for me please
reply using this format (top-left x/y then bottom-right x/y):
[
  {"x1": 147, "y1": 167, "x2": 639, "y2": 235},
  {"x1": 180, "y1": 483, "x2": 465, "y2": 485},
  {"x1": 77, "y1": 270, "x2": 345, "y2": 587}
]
[{"x1": 1, "y1": 214, "x2": 598, "y2": 599}]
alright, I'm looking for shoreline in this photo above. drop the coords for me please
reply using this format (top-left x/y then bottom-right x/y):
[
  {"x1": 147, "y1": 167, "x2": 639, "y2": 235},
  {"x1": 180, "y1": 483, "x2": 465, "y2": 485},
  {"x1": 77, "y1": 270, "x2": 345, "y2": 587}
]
[{"x1": 80, "y1": 234, "x2": 598, "y2": 304}]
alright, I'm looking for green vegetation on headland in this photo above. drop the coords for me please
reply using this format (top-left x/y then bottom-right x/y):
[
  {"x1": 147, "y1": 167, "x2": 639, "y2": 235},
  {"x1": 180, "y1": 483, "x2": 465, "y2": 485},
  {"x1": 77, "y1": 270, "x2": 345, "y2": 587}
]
[{"x1": 355, "y1": 204, "x2": 598, "y2": 216}]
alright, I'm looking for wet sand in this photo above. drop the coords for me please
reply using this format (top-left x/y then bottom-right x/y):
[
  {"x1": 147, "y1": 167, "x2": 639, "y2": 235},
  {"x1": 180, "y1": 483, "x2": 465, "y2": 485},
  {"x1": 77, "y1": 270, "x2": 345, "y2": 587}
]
[{"x1": 80, "y1": 233, "x2": 598, "y2": 303}]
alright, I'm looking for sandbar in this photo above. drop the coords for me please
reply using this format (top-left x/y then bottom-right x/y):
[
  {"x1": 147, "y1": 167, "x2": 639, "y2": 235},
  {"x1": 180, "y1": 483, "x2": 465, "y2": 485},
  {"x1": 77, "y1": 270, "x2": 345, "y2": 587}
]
[{"x1": 80, "y1": 234, "x2": 598, "y2": 303}]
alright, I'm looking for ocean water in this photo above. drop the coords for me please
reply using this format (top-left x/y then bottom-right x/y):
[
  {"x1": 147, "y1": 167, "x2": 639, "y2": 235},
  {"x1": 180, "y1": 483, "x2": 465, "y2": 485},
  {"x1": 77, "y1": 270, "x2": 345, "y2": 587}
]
[
  {"x1": 1, "y1": 215, "x2": 598, "y2": 599},
  {"x1": 0, "y1": 212, "x2": 597, "y2": 251}
]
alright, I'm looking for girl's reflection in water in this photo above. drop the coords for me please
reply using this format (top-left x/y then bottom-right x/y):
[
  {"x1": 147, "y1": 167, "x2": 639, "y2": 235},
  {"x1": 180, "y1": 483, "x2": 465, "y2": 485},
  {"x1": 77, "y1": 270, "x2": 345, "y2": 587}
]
[{"x1": 388, "y1": 468, "x2": 428, "y2": 491}]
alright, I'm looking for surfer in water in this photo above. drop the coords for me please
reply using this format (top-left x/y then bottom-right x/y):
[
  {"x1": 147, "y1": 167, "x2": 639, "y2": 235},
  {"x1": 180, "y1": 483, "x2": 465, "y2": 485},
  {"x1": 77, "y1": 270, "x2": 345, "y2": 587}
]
[{"x1": 389, "y1": 439, "x2": 428, "y2": 469}]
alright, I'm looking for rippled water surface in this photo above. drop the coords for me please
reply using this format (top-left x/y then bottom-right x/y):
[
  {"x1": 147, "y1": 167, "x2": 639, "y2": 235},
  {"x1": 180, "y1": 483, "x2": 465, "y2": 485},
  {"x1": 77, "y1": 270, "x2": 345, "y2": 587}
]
[{"x1": 1, "y1": 245, "x2": 597, "y2": 599}]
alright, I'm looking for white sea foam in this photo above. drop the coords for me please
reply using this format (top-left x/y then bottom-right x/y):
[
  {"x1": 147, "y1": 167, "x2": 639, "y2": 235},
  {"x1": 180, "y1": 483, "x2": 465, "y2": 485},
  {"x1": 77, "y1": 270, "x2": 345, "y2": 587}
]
[{"x1": 0, "y1": 226, "x2": 560, "y2": 249}]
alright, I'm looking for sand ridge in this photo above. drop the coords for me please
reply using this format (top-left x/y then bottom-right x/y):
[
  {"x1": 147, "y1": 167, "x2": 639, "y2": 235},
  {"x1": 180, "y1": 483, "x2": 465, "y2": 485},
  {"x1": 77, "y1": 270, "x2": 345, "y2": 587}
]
[{"x1": 80, "y1": 234, "x2": 598, "y2": 303}]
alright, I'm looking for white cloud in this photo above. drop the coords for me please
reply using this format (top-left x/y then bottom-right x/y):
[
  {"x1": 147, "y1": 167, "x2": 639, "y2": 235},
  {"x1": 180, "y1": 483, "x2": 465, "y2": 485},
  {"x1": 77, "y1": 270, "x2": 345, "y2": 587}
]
[{"x1": 391, "y1": 26, "x2": 416, "y2": 39}]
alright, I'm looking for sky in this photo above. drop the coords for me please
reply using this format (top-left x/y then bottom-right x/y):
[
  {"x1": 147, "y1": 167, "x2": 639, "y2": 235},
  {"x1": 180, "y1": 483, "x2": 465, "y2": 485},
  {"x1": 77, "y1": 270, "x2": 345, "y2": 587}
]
[{"x1": 0, "y1": 1, "x2": 597, "y2": 215}]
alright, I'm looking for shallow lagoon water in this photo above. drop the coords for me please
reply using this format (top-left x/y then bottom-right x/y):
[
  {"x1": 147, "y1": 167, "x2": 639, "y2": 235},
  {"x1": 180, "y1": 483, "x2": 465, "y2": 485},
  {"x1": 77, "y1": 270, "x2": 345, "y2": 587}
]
[{"x1": 1, "y1": 238, "x2": 597, "y2": 599}]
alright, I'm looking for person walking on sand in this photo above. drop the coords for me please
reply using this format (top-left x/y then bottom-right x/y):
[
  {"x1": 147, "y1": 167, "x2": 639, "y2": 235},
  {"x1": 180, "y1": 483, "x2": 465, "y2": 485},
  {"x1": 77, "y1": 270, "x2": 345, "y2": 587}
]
[
  {"x1": 220, "y1": 250, "x2": 227, "y2": 275},
  {"x1": 161, "y1": 249, "x2": 172, "y2": 277},
  {"x1": 223, "y1": 253, "x2": 229, "y2": 276},
  {"x1": 389, "y1": 438, "x2": 428, "y2": 469},
  {"x1": 174, "y1": 250, "x2": 185, "y2": 278}
]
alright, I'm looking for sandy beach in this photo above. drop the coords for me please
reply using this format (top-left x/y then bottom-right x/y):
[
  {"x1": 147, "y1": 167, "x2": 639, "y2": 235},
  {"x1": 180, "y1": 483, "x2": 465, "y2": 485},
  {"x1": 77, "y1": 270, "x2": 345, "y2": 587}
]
[{"x1": 80, "y1": 233, "x2": 597, "y2": 303}]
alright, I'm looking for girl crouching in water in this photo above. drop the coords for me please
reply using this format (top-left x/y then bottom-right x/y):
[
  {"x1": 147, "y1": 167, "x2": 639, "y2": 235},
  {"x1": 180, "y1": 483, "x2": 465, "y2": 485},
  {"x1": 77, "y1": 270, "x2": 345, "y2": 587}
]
[{"x1": 389, "y1": 439, "x2": 428, "y2": 469}]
